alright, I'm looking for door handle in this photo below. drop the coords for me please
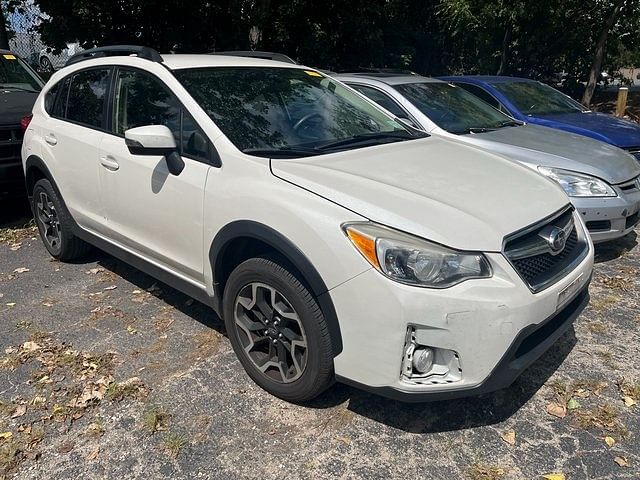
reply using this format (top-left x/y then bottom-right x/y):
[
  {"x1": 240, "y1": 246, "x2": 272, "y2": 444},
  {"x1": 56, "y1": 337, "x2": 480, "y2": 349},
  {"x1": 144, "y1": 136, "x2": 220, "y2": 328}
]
[
  {"x1": 44, "y1": 134, "x2": 57, "y2": 146},
  {"x1": 100, "y1": 155, "x2": 120, "y2": 171}
]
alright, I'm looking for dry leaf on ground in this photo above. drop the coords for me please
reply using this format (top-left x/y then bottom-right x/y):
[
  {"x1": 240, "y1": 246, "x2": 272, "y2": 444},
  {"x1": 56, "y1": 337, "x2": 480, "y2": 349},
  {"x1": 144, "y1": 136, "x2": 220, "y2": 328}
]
[
  {"x1": 501, "y1": 430, "x2": 516, "y2": 445},
  {"x1": 546, "y1": 402, "x2": 567, "y2": 418}
]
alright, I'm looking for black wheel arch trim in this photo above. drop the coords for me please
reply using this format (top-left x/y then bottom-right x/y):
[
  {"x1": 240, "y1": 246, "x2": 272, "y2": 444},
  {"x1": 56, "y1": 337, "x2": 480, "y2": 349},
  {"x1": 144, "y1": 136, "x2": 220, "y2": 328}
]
[
  {"x1": 24, "y1": 155, "x2": 60, "y2": 206},
  {"x1": 209, "y1": 220, "x2": 343, "y2": 356}
]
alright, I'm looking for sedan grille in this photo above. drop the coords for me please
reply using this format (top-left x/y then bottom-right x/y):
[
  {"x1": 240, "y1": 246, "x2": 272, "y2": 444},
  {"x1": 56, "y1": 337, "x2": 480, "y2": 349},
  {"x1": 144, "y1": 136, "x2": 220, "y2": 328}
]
[
  {"x1": 0, "y1": 125, "x2": 23, "y2": 164},
  {"x1": 624, "y1": 147, "x2": 640, "y2": 164},
  {"x1": 503, "y1": 207, "x2": 589, "y2": 292}
]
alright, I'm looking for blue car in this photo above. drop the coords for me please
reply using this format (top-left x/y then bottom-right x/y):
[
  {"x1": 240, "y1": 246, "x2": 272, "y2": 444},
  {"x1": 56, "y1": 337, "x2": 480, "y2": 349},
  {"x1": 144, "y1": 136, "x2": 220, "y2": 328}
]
[{"x1": 438, "y1": 75, "x2": 640, "y2": 161}]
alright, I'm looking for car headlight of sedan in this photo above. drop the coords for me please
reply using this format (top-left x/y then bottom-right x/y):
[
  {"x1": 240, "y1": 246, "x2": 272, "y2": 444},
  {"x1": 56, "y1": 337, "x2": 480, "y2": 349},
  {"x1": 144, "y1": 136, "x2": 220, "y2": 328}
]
[
  {"x1": 343, "y1": 222, "x2": 492, "y2": 288},
  {"x1": 538, "y1": 166, "x2": 616, "y2": 197}
]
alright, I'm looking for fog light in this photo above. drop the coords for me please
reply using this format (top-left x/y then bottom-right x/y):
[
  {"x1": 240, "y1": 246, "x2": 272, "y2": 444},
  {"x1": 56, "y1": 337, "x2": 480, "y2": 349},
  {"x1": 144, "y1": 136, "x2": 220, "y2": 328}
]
[{"x1": 412, "y1": 347, "x2": 434, "y2": 373}]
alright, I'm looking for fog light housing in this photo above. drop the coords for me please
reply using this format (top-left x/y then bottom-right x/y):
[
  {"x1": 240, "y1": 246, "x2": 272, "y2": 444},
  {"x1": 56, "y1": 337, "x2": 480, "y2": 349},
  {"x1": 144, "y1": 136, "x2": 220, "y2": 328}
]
[
  {"x1": 412, "y1": 347, "x2": 434, "y2": 373},
  {"x1": 401, "y1": 326, "x2": 462, "y2": 385}
]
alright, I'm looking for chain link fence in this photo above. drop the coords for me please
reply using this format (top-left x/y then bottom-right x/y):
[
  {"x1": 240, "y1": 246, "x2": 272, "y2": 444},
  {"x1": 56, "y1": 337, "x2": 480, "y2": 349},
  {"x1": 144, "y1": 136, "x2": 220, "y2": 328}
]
[{"x1": 3, "y1": 0, "x2": 49, "y2": 76}]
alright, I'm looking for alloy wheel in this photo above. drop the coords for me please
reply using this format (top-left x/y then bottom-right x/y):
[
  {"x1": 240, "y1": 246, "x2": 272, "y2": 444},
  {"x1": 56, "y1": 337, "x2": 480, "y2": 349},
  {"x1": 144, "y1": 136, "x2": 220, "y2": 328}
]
[
  {"x1": 233, "y1": 282, "x2": 308, "y2": 383},
  {"x1": 36, "y1": 191, "x2": 61, "y2": 251}
]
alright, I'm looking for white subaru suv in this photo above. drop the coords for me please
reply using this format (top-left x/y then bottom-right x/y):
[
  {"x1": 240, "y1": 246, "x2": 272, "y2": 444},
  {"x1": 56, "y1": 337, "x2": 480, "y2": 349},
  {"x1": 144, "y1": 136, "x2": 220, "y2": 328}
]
[{"x1": 21, "y1": 46, "x2": 594, "y2": 402}]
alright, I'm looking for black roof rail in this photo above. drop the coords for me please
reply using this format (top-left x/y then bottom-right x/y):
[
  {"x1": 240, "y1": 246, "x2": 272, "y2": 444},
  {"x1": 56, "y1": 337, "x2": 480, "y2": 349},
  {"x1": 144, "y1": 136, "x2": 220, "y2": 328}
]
[
  {"x1": 65, "y1": 45, "x2": 163, "y2": 67},
  {"x1": 343, "y1": 68, "x2": 419, "y2": 76},
  {"x1": 210, "y1": 50, "x2": 297, "y2": 65}
]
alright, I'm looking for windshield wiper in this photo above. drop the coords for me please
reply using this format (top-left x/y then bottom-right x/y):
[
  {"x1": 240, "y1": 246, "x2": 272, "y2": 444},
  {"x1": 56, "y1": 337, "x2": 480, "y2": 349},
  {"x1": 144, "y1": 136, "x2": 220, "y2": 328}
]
[
  {"x1": 0, "y1": 85, "x2": 39, "y2": 93},
  {"x1": 456, "y1": 127, "x2": 497, "y2": 134},
  {"x1": 242, "y1": 147, "x2": 322, "y2": 158},
  {"x1": 316, "y1": 131, "x2": 419, "y2": 151},
  {"x1": 497, "y1": 120, "x2": 521, "y2": 128}
]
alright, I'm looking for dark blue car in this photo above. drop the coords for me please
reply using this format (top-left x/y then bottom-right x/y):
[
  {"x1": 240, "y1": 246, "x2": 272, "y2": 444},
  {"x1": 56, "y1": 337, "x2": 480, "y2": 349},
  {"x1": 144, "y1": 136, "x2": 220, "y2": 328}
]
[{"x1": 438, "y1": 75, "x2": 640, "y2": 161}]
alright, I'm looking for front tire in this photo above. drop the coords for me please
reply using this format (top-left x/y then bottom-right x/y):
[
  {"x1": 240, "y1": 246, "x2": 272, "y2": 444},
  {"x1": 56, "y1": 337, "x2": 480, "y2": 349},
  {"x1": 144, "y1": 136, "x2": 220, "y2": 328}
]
[
  {"x1": 223, "y1": 255, "x2": 334, "y2": 402},
  {"x1": 32, "y1": 178, "x2": 91, "y2": 261}
]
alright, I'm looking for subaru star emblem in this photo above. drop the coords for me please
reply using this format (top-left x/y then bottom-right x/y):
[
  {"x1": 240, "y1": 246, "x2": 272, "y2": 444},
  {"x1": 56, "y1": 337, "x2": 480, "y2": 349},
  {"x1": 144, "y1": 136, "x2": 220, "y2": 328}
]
[{"x1": 538, "y1": 224, "x2": 569, "y2": 255}]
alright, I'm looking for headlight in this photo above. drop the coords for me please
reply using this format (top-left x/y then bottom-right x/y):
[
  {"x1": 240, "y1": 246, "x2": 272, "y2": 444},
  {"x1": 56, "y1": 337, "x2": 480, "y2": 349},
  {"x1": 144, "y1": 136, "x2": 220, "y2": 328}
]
[
  {"x1": 343, "y1": 222, "x2": 492, "y2": 288},
  {"x1": 538, "y1": 167, "x2": 616, "y2": 197}
]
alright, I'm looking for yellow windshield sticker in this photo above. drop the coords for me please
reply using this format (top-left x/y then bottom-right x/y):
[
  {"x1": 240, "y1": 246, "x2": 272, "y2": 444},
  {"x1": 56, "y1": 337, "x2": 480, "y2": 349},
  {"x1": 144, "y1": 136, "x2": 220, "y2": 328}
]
[
  {"x1": 2, "y1": 54, "x2": 16, "y2": 60},
  {"x1": 304, "y1": 70, "x2": 323, "y2": 77}
]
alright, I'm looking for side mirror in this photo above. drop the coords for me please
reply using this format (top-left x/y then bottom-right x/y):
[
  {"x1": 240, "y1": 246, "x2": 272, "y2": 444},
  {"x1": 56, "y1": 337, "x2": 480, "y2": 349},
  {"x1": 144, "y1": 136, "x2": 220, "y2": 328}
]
[{"x1": 124, "y1": 125, "x2": 184, "y2": 175}]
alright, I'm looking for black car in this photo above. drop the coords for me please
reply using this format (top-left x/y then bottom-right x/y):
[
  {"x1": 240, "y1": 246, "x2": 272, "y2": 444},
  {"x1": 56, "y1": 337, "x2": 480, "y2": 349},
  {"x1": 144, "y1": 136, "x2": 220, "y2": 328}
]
[{"x1": 0, "y1": 49, "x2": 44, "y2": 198}]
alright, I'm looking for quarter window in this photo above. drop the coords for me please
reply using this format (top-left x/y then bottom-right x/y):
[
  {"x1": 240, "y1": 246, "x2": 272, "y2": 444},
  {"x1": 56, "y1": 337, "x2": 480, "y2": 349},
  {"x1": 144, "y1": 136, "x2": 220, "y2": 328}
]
[{"x1": 66, "y1": 69, "x2": 111, "y2": 128}]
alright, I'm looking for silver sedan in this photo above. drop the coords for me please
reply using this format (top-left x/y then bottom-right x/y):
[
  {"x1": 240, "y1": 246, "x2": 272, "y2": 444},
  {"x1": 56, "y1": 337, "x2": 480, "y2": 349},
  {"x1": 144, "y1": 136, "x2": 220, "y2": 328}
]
[{"x1": 336, "y1": 73, "x2": 640, "y2": 243}]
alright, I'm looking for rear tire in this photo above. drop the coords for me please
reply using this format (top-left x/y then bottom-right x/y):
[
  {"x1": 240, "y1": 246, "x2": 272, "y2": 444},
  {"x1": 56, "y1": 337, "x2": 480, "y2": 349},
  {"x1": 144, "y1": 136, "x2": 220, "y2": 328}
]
[
  {"x1": 32, "y1": 178, "x2": 91, "y2": 261},
  {"x1": 223, "y1": 255, "x2": 334, "y2": 402}
]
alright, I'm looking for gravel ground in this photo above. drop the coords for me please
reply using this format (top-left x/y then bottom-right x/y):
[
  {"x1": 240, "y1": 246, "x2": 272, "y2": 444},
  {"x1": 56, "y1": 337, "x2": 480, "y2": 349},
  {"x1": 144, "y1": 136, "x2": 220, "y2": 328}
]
[{"x1": 0, "y1": 200, "x2": 638, "y2": 480}]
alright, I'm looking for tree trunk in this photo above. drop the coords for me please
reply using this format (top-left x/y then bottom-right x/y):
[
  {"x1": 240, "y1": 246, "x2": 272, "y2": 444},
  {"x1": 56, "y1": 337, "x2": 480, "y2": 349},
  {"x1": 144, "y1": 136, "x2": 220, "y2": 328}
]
[
  {"x1": 0, "y1": 6, "x2": 9, "y2": 50},
  {"x1": 497, "y1": 26, "x2": 511, "y2": 75},
  {"x1": 581, "y1": 0, "x2": 625, "y2": 106}
]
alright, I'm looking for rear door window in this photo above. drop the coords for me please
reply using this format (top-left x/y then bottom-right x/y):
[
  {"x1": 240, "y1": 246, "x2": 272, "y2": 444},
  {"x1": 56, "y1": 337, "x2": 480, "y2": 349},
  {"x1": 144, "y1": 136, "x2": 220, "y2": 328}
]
[{"x1": 66, "y1": 68, "x2": 111, "y2": 128}]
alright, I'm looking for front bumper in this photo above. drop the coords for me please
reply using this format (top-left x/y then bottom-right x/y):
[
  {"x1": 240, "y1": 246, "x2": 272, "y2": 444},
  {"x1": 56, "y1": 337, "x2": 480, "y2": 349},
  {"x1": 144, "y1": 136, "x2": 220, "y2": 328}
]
[
  {"x1": 574, "y1": 187, "x2": 640, "y2": 243},
  {"x1": 329, "y1": 222, "x2": 594, "y2": 402}
]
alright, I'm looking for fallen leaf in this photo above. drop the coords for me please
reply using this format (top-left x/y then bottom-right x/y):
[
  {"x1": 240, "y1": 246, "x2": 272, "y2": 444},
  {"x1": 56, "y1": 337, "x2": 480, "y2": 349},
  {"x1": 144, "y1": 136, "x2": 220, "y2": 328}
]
[
  {"x1": 127, "y1": 325, "x2": 137, "y2": 335},
  {"x1": 614, "y1": 456, "x2": 628, "y2": 467},
  {"x1": 86, "y1": 268, "x2": 104, "y2": 275},
  {"x1": 6, "y1": 302, "x2": 16, "y2": 307},
  {"x1": 501, "y1": 430, "x2": 516, "y2": 445},
  {"x1": 13, "y1": 267, "x2": 29, "y2": 274},
  {"x1": 267, "y1": 429, "x2": 276, "y2": 435},
  {"x1": 336, "y1": 436, "x2": 351, "y2": 445},
  {"x1": 42, "y1": 301, "x2": 55, "y2": 307},
  {"x1": 542, "y1": 474, "x2": 566, "y2": 480},
  {"x1": 103, "y1": 285, "x2": 117, "y2": 291},
  {"x1": 57, "y1": 441, "x2": 75, "y2": 454},
  {"x1": 623, "y1": 396, "x2": 636, "y2": 407},
  {"x1": 21, "y1": 341, "x2": 41, "y2": 352},
  {"x1": 567, "y1": 398, "x2": 580, "y2": 410},
  {"x1": 86, "y1": 446, "x2": 100, "y2": 460},
  {"x1": 10, "y1": 405, "x2": 26, "y2": 418},
  {"x1": 10, "y1": 244, "x2": 21, "y2": 251},
  {"x1": 546, "y1": 402, "x2": 567, "y2": 418},
  {"x1": 604, "y1": 436, "x2": 616, "y2": 448},
  {"x1": 132, "y1": 289, "x2": 143, "y2": 294},
  {"x1": 5, "y1": 346, "x2": 17, "y2": 354},
  {"x1": 0, "y1": 432, "x2": 12, "y2": 440}
]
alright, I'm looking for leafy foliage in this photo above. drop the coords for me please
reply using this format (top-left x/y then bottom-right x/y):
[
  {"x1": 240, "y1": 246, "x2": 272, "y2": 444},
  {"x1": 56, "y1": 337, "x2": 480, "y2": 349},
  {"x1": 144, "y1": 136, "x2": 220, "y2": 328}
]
[{"x1": 2, "y1": 0, "x2": 640, "y2": 100}]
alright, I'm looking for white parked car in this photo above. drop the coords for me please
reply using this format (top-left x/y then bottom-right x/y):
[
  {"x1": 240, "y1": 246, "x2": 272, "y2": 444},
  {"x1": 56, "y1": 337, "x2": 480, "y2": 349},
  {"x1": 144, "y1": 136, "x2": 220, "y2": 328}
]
[
  {"x1": 21, "y1": 46, "x2": 594, "y2": 402},
  {"x1": 39, "y1": 43, "x2": 82, "y2": 72}
]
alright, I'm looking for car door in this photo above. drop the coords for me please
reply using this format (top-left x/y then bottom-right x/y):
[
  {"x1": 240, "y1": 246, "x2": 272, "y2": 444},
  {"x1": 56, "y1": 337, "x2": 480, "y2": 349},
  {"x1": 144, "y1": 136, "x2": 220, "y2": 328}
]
[
  {"x1": 98, "y1": 67, "x2": 211, "y2": 284},
  {"x1": 39, "y1": 67, "x2": 111, "y2": 233}
]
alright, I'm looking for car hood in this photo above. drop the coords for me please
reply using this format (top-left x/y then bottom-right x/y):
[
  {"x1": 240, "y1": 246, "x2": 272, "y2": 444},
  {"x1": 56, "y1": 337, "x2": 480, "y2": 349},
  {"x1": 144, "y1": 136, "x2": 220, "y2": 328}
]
[
  {"x1": 527, "y1": 111, "x2": 640, "y2": 149},
  {"x1": 467, "y1": 124, "x2": 640, "y2": 184},
  {"x1": 0, "y1": 90, "x2": 38, "y2": 125},
  {"x1": 271, "y1": 136, "x2": 569, "y2": 252}
]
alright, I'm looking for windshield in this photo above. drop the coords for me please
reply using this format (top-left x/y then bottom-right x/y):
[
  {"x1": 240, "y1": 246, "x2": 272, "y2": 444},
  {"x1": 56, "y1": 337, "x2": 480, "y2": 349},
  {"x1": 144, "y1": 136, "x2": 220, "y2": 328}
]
[
  {"x1": 395, "y1": 82, "x2": 516, "y2": 134},
  {"x1": 490, "y1": 81, "x2": 586, "y2": 116},
  {"x1": 0, "y1": 54, "x2": 43, "y2": 92},
  {"x1": 174, "y1": 67, "x2": 412, "y2": 155}
]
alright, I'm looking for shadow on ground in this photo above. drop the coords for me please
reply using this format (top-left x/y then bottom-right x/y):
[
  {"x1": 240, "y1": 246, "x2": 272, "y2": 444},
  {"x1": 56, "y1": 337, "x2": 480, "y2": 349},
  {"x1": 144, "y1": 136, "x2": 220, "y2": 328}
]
[
  {"x1": 0, "y1": 198, "x2": 31, "y2": 228},
  {"x1": 594, "y1": 231, "x2": 637, "y2": 263},
  {"x1": 94, "y1": 248, "x2": 576, "y2": 435}
]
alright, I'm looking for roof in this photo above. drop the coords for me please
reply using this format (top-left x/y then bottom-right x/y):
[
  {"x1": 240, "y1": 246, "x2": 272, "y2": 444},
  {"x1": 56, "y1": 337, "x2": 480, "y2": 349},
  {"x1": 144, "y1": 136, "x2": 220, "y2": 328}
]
[
  {"x1": 335, "y1": 73, "x2": 444, "y2": 86},
  {"x1": 161, "y1": 54, "x2": 302, "y2": 70},
  {"x1": 438, "y1": 75, "x2": 537, "y2": 84}
]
